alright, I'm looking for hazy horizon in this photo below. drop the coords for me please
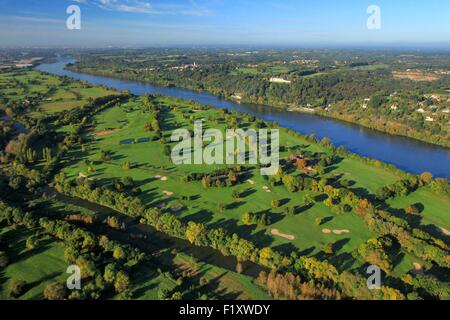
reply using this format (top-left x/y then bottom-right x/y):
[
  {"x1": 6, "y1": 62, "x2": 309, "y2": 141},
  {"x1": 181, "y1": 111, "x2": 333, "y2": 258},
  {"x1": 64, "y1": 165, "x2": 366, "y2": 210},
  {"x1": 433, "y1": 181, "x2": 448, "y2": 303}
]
[{"x1": 1, "y1": 0, "x2": 449, "y2": 48}]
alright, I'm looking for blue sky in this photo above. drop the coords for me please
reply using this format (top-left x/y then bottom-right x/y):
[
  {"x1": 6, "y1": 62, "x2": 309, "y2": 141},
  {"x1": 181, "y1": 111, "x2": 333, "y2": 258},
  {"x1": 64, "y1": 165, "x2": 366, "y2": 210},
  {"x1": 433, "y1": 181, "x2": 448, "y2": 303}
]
[{"x1": 0, "y1": 0, "x2": 449, "y2": 47}]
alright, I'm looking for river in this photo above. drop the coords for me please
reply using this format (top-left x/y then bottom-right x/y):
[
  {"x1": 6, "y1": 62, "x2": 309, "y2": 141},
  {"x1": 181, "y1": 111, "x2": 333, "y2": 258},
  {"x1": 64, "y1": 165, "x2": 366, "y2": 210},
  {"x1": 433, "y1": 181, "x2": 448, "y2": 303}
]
[{"x1": 36, "y1": 58, "x2": 450, "y2": 179}]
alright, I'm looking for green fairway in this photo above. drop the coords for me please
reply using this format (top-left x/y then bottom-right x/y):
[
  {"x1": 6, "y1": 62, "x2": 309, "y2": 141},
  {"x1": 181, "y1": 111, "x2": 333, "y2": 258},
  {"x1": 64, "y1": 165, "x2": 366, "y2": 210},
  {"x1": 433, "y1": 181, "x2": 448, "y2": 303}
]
[{"x1": 388, "y1": 187, "x2": 450, "y2": 230}]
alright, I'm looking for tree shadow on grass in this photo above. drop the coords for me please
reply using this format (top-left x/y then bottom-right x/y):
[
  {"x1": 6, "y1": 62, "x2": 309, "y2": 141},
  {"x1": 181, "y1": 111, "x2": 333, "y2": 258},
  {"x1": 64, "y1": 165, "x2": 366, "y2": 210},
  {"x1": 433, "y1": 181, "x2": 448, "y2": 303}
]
[
  {"x1": 240, "y1": 188, "x2": 256, "y2": 198},
  {"x1": 203, "y1": 272, "x2": 243, "y2": 300},
  {"x1": 182, "y1": 209, "x2": 214, "y2": 225},
  {"x1": 14, "y1": 238, "x2": 55, "y2": 264},
  {"x1": 329, "y1": 252, "x2": 357, "y2": 273},
  {"x1": 249, "y1": 230, "x2": 274, "y2": 248},
  {"x1": 332, "y1": 238, "x2": 350, "y2": 252},
  {"x1": 24, "y1": 271, "x2": 63, "y2": 300},
  {"x1": 273, "y1": 243, "x2": 301, "y2": 256},
  {"x1": 350, "y1": 187, "x2": 375, "y2": 202},
  {"x1": 209, "y1": 219, "x2": 257, "y2": 239},
  {"x1": 226, "y1": 201, "x2": 246, "y2": 210},
  {"x1": 299, "y1": 246, "x2": 316, "y2": 256}
]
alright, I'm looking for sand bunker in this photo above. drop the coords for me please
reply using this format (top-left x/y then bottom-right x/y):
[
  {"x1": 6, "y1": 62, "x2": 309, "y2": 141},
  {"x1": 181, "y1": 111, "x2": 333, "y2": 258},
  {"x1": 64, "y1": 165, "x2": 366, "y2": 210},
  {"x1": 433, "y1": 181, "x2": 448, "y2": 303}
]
[
  {"x1": 439, "y1": 227, "x2": 450, "y2": 236},
  {"x1": 247, "y1": 179, "x2": 255, "y2": 185},
  {"x1": 332, "y1": 229, "x2": 350, "y2": 235},
  {"x1": 162, "y1": 190, "x2": 174, "y2": 197},
  {"x1": 160, "y1": 176, "x2": 168, "y2": 181},
  {"x1": 322, "y1": 229, "x2": 350, "y2": 235},
  {"x1": 94, "y1": 124, "x2": 129, "y2": 137},
  {"x1": 78, "y1": 172, "x2": 94, "y2": 181},
  {"x1": 411, "y1": 262, "x2": 424, "y2": 275},
  {"x1": 271, "y1": 229, "x2": 295, "y2": 241},
  {"x1": 94, "y1": 128, "x2": 120, "y2": 136}
]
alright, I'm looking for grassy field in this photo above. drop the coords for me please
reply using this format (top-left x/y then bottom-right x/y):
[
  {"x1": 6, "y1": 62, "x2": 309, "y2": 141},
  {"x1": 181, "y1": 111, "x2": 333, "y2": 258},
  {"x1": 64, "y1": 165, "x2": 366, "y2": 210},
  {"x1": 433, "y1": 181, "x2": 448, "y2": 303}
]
[
  {"x1": 0, "y1": 70, "x2": 116, "y2": 117},
  {"x1": 388, "y1": 187, "x2": 450, "y2": 230}
]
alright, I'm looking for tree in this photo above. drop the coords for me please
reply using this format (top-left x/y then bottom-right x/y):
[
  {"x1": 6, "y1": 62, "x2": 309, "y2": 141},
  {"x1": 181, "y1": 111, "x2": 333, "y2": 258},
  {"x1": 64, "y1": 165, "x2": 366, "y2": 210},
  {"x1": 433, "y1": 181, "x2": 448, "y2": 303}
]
[
  {"x1": 0, "y1": 251, "x2": 9, "y2": 267},
  {"x1": 9, "y1": 279, "x2": 27, "y2": 298},
  {"x1": 271, "y1": 199, "x2": 281, "y2": 208},
  {"x1": 321, "y1": 137, "x2": 332, "y2": 146},
  {"x1": 315, "y1": 217, "x2": 325, "y2": 226},
  {"x1": 44, "y1": 282, "x2": 67, "y2": 300},
  {"x1": 304, "y1": 194, "x2": 315, "y2": 207},
  {"x1": 157, "y1": 288, "x2": 169, "y2": 300},
  {"x1": 114, "y1": 271, "x2": 130, "y2": 293},
  {"x1": 171, "y1": 292, "x2": 182, "y2": 300},
  {"x1": 113, "y1": 246, "x2": 126, "y2": 260},
  {"x1": 296, "y1": 158, "x2": 308, "y2": 170},
  {"x1": 405, "y1": 204, "x2": 420, "y2": 215},
  {"x1": 419, "y1": 172, "x2": 433, "y2": 185},
  {"x1": 185, "y1": 222, "x2": 206, "y2": 245},
  {"x1": 104, "y1": 263, "x2": 118, "y2": 283},
  {"x1": 122, "y1": 162, "x2": 131, "y2": 170},
  {"x1": 232, "y1": 189, "x2": 241, "y2": 199},
  {"x1": 282, "y1": 175, "x2": 299, "y2": 193},
  {"x1": 323, "y1": 243, "x2": 334, "y2": 255},
  {"x1": 241, "y1": 212, "x2": 254, "y2": 225},
  {"x1": 26, "y1": 236, "x2": 39, "y2": 249}
]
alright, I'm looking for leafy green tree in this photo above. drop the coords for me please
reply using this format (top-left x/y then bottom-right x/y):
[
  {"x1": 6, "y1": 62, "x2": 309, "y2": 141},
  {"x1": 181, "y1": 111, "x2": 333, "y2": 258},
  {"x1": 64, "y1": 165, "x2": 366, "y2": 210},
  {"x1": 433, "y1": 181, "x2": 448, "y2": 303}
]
[
  {"x1": 44, "y1": 282, "x2": 67, "y2": 300},
  {"x1": 9, "y1": 279, "x2": 27, "y2": 299},
  {"x1": 0, "y1": 251, "x2": 9, "y2": 267},
  {"x1": 114, "y1": 271, "x2": 130, "y2": 293}
]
